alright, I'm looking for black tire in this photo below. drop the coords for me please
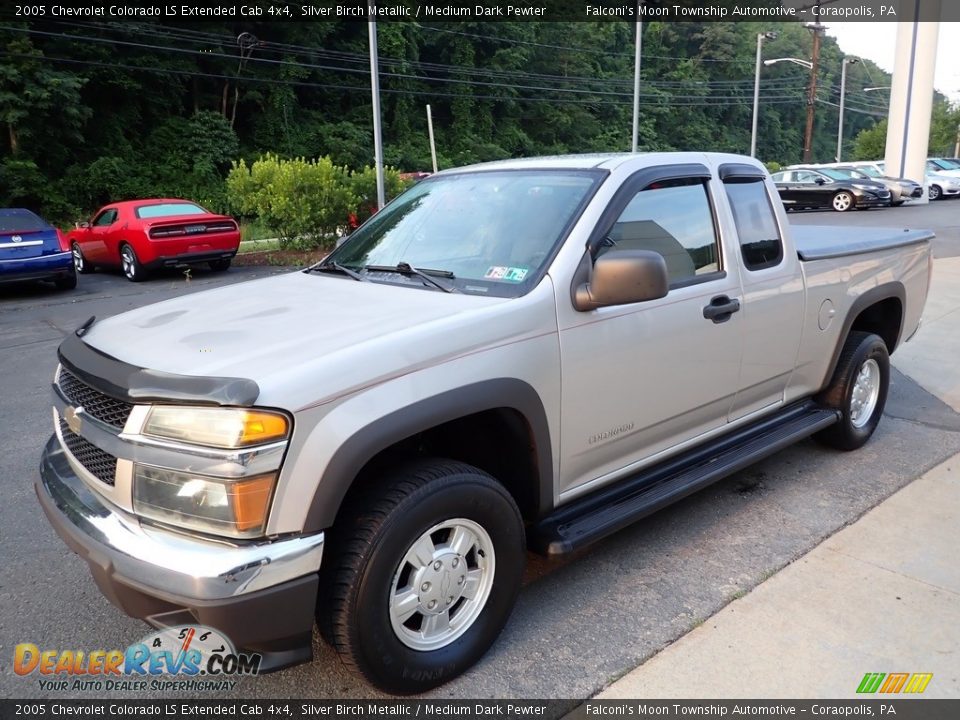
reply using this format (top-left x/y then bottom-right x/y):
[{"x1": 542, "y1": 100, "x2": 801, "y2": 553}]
[
  {"x1": 72, "y1": 242, "x2": 94, "y2": 274},
  {"x1": 209, "y1": 258, "x2": 232, "y2": 272},
  {"x1": 119, "y1": 243, "x2": 147, "y2": 282},
  {"x1": 929, "y1": 184, "x2": 942, "y2": 201},
  {"x1": 831, "y1": 191, "x2": 855, "y2": 212},
  {"x1": 54, "y1": 269, "x2": 77, "y2": 290},
  {"x1": 815, "y1": 331, "x2": 890, "y2": 451},
  {"x1": 321, "y1": 459, "x2": 525, "y2": 695}
]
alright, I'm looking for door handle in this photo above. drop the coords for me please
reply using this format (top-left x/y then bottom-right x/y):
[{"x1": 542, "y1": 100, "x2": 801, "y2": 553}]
[{"x1": 703, "y1": 295, "x2": 741, "y2": 324}]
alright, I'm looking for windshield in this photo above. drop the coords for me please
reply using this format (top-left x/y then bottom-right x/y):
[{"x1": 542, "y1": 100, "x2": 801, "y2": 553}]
[
  {"x1": 852, "y1": 165, "x2": 881, "y2": 178},
  {"x1": 930, "y1": 159, "x2": 956, "y2": 170},
  {"x1": 830, "y1": 168, "x2": 863, "y2": 179},
  {"x1": 818, "y1": 168, "x2": 850, "y2": 181},
  {"x1": 325, "y1": 170, "x2": 601, "y2": 296},
  {"x1": 135, "y1": 202, "x2": 207, "y2": 218},
  {"x1": 939, "y1": 158, "x2": 960, "y2": 169}
]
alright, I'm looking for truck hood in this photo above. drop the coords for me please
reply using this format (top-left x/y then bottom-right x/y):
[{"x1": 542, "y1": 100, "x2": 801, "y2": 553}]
[{"x1": 79, "y1": 271, "x2": 544, "y2": 409}]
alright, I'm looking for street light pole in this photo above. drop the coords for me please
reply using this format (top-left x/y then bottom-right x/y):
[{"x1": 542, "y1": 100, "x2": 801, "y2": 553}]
[
  {"x1": 751, "y1": 32, "x2": 777, "y2": 158},
  {"x1": 837, "y1": 57, "x2": 858, "y2": 162}
]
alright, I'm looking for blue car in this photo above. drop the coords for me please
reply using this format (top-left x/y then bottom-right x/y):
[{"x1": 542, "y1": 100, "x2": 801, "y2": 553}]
[{"x1": 0, "y1": 208, "x2": 76, "y2": 290}]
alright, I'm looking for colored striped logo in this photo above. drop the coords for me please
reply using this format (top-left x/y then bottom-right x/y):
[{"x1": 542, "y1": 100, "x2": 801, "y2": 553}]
[{"x1": 857, "y1": 672, "x2": 933, "y2": 694}]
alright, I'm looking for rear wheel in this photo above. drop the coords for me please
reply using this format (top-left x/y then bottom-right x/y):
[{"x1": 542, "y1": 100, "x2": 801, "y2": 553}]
[
  {"x1": 209, "y1": 258, "x2": 232, "y2": 272},
  {"x1": 120, "y1": 243, "x2": 146, "y2": 282},
  {"x1": 72, "y1": 242, "x2": 94, "y2": 274},
  {"x1": 815, "y1": 331, "x2": 890, "y2": 451},
  {"x1": 832, "y1": 191, "x2": 854, "y2": 212},
  {"x1": 929, "y1": 184, "x2": 942, "y2": 201},
  {"x1": 321, "y1": 459, "x2": 525, "y2": 695}
]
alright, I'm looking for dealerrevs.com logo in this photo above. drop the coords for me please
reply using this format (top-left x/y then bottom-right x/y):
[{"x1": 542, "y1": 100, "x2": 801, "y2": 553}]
[{"x1": 14, "y1": 625, "x2": 260, "y2": 692}]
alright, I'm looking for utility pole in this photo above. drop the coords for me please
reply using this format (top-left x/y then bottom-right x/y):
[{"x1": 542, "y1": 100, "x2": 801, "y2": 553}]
[
  {"x1": 954, "y1": 122, "x2": 960, "y2": 157},
  {"x1": 803, "y1": 21, "x2": 825, "y2": 163}
]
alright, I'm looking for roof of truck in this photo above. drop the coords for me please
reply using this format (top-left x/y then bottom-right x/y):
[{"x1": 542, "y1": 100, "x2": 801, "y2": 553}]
[{"x1": 439, "y1": 152, "x2": 762, "y2": 174}]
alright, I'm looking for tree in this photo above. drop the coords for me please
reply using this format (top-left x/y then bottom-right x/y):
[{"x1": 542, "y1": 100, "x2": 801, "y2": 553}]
[
  {"x1": 852, "y1": 119, "x2": 887, "y2": 160},
  {"x1": 0, "y1": 35, "x2": 87, "y2": 156}
]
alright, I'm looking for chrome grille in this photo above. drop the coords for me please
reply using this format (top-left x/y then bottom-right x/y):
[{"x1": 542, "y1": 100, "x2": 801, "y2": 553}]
[
  {"x1": 58, "y1": 417, "x2": 117, "y2": 486},
  {"x1": 58, "y1": 368, "x2": 133, "y2": 429}
]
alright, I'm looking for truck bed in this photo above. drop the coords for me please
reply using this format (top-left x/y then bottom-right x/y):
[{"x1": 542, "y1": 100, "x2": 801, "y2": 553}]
[{"x1": 793, "y1": 225, "x2": 934, "y2": 261}]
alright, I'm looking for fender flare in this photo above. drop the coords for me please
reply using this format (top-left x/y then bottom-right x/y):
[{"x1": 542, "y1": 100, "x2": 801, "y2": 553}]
[
  {"x1": 821, "y1": 282, "x2": 905, "y2": 390},
  {"x1": 302, "y1": 378, "x2": 553, "y2": 532}
]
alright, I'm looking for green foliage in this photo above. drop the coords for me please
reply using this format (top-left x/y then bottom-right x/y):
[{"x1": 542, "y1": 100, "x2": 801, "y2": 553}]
[
  {"x1": 227, "y1": 154, "x2": 355, "y2": 249},
  {"x1": 0, "y1": 19, "x2": 926, "y2": 223},
  {"x1": 348, "y1": 166, "x2": 410, "y2": 225},
  {"x1": 764, "y1": 161, "x2": 782, "y2": 173},
  {"x1": 852, "y1": 120, "x2": 887, "y2": 161},
  {"x1": 929, "y1": 101, "x2": 960, "y2": 157}
]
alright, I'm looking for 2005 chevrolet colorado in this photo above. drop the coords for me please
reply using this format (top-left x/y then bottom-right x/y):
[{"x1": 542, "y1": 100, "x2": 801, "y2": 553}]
[{"x1": 37, "y1": 153, "x2": 933, "y2": 693}]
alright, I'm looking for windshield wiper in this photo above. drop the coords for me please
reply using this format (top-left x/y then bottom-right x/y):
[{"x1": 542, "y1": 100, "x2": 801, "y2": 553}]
[
  {"x1": 364, "y1": 262, "x2": 459, "y2": 293},
  {"x1": 307, "y1": 260, "x2": 366, "y2": 282}
]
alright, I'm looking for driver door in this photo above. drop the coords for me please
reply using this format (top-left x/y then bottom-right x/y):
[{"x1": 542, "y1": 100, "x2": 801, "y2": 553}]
[
  {"x1": 556, "y1": 165, "x2": 744, "y2": 497},
  {"x1": 85, "y1": 208, "x2": 119, "y2": 263}
]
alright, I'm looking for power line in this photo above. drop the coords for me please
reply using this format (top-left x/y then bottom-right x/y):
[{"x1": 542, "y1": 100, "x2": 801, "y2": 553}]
[
  {"x1": 50, "y1": 21, "x2": 810, "y2": 94},
  {"x1": 0, "y1": 50, "x2": 810, "y2": 110},
  {"x1": 0, "y1": 25, "x2": 811, "y2": 103}
]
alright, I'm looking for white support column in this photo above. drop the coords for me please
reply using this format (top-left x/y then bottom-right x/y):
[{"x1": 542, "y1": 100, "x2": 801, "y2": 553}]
[{"x1": 883, "y1": 0, "x2": 941, "y2": 199}]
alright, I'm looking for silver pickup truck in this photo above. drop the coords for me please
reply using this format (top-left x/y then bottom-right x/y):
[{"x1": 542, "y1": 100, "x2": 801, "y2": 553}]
[{"x1": 37, "y1": 153, "x2": 933, "y2": 694}]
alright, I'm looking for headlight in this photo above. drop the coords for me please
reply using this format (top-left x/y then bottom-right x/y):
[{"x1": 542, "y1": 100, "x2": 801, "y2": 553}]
[
  {"x1": 143, "y1": 406, "x2": 289, "y2": 448},
  {"x1": 133, "y1": 465, "x2": 276, "y2": 538},
  {"x1": 852, "y1": 183, "x2": 876, "y2": 191}
]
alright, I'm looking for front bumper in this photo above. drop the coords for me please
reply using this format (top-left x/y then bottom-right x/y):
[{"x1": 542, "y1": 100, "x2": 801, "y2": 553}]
[
  {"x1": 37, "y1": 434, "x2": 323, "y2": 671},
  {"x1": 853, "y1": 191, "x2": 891, "y2": 208},
  {"x1": 0, "y1": 251, "x2": 74, "y2": 284}
]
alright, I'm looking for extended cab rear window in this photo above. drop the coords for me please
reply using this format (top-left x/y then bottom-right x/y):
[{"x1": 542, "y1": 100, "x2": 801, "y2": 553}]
[
  {"x1": 0, "y1": 209, "x2": 48, "y2": 232},
  {"x1": 723, "y1": 178, "x2": 784, "y2": 271},
  {"x1": 135, "y1": 203, "x2": 206, "y2": 219}
]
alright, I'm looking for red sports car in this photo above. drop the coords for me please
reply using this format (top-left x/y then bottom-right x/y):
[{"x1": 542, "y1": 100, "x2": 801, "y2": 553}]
[{"x1": 67, "y1": 199, "x2": 240, "y2": 282}]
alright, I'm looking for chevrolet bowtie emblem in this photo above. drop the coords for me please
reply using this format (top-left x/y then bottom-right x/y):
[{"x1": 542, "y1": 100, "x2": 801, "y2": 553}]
[{"x1": 64, "y1": 406, "x2": 82, "y2": 435}]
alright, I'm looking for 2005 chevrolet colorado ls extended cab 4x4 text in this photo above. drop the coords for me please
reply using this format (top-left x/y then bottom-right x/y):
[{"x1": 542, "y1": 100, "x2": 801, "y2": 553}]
[{"x1": 37, "y1": 153, "x2": 933, "y2": 693}]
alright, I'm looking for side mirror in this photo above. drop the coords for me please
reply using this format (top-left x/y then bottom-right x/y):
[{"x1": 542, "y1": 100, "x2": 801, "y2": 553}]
[
  {"x1": 574, "y1": 250, "x2": 669, "y2": 311},
  {"x1": 79, "y1": 221, "x2": 90, "y2": 229},
  {"x1": 814, "y1": 177, "x2": 826, "y2": 185}
]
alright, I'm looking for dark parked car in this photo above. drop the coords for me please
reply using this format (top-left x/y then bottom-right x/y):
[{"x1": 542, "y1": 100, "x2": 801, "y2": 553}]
[
  {"x1": 770, "y1": 168, "x2": 891, "y2": 212},
  {"x1": 0, "y1": 208, "x2": 76, "y2": 290},
  {"x1": 825, "y1": 165, "x2": 923, "y2": 206}
]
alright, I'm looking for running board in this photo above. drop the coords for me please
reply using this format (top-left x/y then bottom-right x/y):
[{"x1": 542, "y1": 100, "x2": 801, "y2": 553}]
[{"x1": 530, "y1": 402, "x2": 840, "y2": 555}]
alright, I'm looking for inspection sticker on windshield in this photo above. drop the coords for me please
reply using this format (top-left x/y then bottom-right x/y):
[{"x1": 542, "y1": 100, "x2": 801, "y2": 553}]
[{"x1": 485, "y1": 266, "x2": 528, "y2": 282}]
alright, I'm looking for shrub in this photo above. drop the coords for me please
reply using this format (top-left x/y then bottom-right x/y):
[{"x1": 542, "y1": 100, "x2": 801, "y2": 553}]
[{"x1": 227, "y1": 154, "x2": 355, "y2": 249}]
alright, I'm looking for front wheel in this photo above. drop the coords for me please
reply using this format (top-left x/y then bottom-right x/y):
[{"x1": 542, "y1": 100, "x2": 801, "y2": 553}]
[
  {"x1": 832, "y1": 191, "x2": 854, "y2": 212},
  {"x1": 321, "y1": 460, "x2": 525, "y2": 695},
  {"x1": 120, "y1": 244, "x2": 147, "y2": 282},
  {"x1": 815, "y1": 331, "x2": 890, "y2": 451},
  {"x1": 929, "y1": 184, "x2": 942, "y2": 201}
]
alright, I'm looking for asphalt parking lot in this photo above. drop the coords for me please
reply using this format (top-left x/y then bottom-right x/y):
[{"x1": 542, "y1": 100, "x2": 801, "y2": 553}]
[{"x1": 2, "y1": 203, "x2": 960, "y2": 703}]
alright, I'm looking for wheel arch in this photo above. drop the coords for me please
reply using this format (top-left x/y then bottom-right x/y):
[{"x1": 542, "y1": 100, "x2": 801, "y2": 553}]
[
  {"x1": 302, "y1": 378, "x2": 553, "y2": 533},
  {"x1": 821, "y1": 283, "x2": 905, "y2": 390}
]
